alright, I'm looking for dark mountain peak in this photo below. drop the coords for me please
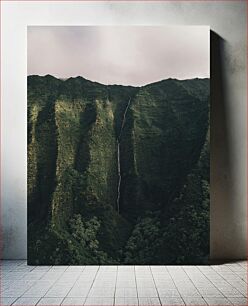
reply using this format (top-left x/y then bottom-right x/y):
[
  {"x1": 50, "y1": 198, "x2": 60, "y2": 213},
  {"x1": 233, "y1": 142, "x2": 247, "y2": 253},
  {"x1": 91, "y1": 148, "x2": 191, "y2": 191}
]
[
  {"x1": 72, "y1": 75, "x2": 88, "y2": 81},
  {"x1": 65, "y1": 76, "x2": 106, "y2": 88},
  {"x1": 28, "y1": 74, "x2": 58, "y2": 80},
  {"x1": 27, "y1": 74, "x2": 209, "y2": 89},
  {"x1": 44, "y1": 74, "x2": 57, "y2": 79}
]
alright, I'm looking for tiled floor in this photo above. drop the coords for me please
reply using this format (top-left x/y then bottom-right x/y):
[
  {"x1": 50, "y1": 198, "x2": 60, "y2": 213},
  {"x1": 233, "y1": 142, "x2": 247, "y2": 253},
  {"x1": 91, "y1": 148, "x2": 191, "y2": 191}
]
[{"x1": 1, "y1": 260, "x2": 247, "y2": 306}]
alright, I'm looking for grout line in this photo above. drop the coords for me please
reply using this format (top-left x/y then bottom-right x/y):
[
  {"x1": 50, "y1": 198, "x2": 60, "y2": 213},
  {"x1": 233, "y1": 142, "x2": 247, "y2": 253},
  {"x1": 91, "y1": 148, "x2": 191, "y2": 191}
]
[
  {"x1": 61, "y1": 265, "x2": 86, "y2": 304},
  {"x1": 18, "y1": 265, "x2": 69, "y2": 300},
  {"x1": 11, "y1": 278, "x2": 42, "y2": 299},
  {"x1": 9, "y1": 296, "x2": 19, "y2": 306},
  {"x1": 195, "y1": 265, "x2": 227, "y2": 299},
  {"x1": 232, "y1": 269, "x2": 247, "y2": 283},
  {"x1": 149, "y1": 266, "x2": 162, "y2": 306},
  {"x1": 35, "y1": 296, "x2": 42, "y2": 306},
  {"x1": 113, "y1": 265, "x2": 118, "y2": 306},
  {"x1": 165, "y1": 266, "x2": 186, "y2": 306},
  {"x1": 83, "y1": 265, "x2": 100, "y2": 305},
  {"x1": 209, "y1": 267, "x2": 247, "y2": 297},
  {"x1": 182, "y1": 266, "x2": 207, "y2": 303},
  {"x1": 134, "y1": 266, "x2": 139, "y2": 305},
  {"x1": 226, "y1": 296, "x2": 248, "y2": 306}
]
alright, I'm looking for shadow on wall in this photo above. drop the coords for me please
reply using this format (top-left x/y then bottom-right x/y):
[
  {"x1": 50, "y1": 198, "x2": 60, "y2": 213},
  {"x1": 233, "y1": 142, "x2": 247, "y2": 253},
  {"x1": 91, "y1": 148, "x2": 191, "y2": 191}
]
[{"x1": 210, "y1": 31, "x2": 241, "y2": 261}]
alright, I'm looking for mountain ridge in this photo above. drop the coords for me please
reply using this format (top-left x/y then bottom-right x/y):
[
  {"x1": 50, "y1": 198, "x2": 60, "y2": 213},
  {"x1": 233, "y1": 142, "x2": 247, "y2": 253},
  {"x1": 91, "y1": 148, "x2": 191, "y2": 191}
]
[
  {"x1": 28, "y1": 74, "x2": 209, "y2": 88},
  {"x1": 28, "y1": 74, "x2": 209, "y2": 265}
]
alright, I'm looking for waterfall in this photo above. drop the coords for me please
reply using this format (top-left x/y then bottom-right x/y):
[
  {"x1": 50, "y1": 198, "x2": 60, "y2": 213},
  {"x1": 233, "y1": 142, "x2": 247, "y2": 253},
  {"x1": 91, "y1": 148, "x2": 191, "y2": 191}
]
[{"x1": 116, "y1": 97, "x2": 131, "y2": 213}]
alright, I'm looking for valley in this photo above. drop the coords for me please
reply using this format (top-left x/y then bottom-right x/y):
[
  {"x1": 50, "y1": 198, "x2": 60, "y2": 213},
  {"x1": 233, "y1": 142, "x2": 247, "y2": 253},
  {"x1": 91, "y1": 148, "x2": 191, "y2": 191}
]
[{"x1": 28, "y1": 75, "x2": 210, "y2": 265}]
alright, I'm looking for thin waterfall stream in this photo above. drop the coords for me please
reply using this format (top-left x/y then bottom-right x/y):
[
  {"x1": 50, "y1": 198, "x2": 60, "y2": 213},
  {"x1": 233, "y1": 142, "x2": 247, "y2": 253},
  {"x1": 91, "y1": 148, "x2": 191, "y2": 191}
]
[{"x1": 116, "y1": 97, "x2": 131, "y2": 213}]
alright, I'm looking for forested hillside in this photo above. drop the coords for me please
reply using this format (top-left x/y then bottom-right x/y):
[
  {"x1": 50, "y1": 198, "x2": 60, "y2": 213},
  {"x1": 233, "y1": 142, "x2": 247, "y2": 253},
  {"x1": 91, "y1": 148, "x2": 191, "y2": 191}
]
[{"x1": 28, "y1": 75, "x2": 209, "y2": 264}]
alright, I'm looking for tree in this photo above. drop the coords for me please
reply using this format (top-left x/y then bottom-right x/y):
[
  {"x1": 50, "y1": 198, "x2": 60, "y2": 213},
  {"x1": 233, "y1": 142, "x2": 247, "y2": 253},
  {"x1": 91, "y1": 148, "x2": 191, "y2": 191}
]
[{"x1": 124, "y1": 212, "x2": 162, "y2": 264}]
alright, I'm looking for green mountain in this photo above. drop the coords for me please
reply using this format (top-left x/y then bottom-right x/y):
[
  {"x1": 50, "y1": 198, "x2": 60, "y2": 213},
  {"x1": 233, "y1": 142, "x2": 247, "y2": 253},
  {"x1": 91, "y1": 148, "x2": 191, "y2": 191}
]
[{"x1": 28, "y1": 75, "x2": 209, "y2": 265}]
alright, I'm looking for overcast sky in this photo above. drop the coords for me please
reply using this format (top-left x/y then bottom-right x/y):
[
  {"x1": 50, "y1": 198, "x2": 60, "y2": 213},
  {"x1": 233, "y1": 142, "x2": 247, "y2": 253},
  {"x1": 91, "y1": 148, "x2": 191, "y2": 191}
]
[{"x1": 28, "y1": 26, "x2": 209, "y2": 86}]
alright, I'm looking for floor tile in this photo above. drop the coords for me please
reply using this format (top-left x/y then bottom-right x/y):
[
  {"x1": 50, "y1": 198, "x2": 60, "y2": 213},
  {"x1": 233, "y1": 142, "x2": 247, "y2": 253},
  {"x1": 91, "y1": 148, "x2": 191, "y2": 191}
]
[
  {"x1": 118, "y1": 266, "x2": 135, "y2": 272},
  {"x1": 37, "y1": 297, "x2": 64, "y2": 305},
  {"x1": 12, "y1": 265, "x2": 35, "y2": 272},
  {"x1": 45, "y1": 284, "x2": 72, "y2": 297},
  {"x1": 49, "y1": 266, "x2": 69, "y2": 272},
  {"x1": 153, "y1": 274, "x2": 172, "y2": 281},
  {"x1": 12, "y1": 297, "x2": 40, "y2": 305},
  {"x1": 136, "y1": 279, "x2": 155, "y2": 287},
  {"x1": 96, "y1": 272, "x2": 117, "y2": 280},
  {"x1": 4, "y1": 272, "x2": 28, "y2": 280},
  {"x1": 0, "y1": 297, "x2": 17, "y2": 306},
  {"x1": 83, "y1": 266, "x2": 99, "y2": 273},
  {"x1": 117, "y1": 272, "x2": 136, "y2": 278},
  {"x1": 138, "y1": 287, "x2": 158, "y2": 297},
  {"x1": 157, "y1": 288, "x2": 180, "y2": 298},
  {"x1": 32, "y1": 266, "x2": 51, "y2": 272},
  {"x1": 178, "y1": 289, "x2": 201, "y2": 298},
  {"x1": 204, "y1": 297, "x2": 233, "y2": 305},
  {"x1": 61, "y1": 297, "x2": 86, "y2": 305},
  {"x1": 115, "y1": 297, "x2": 138, "y2": 305},
  {"x1": 2, "y1": 288, "x2": 29, "y2": 298},
  {"x1": 88, "y1": 287, "x2": 115, "y2": 298},
  {"x1": 160, "y1": 297, "x2": 185, "y2": 305},
  {"x1": 197, "y1": 287, "x2": 224, "y2": 298},
  {"x1": 115, "y1": 288, "x2": 137, "y2": 298},
  {"x1": 116, "y1": 280, "x2": 136, "y2": 288},
  {"x1": 228, "y1": 297, "x2": 248, "y2": 305},
  {"x1": 67, "y1": 285, "x2": 91, "y2": 297},
  {"x1": 66, "y1": 266, "x2": 85, "y2": 272},
  {"x1": 76, "y1": 278, "x2": 95, "y2": 285},
  {"x1": 40, "y1": 272, "x2": 63, "y2": 281},
  {"x1": 21, "y1": 272, "x2": 45, "y2": 281},
  {"x1": 99, "y1": 266, "x2": 117, "y2": 272},
  {"x1": 138, "y1": 297, "x2": 161, "y2": 305},
  {"x1": 85, "y1": 297, "x2": 114, "y2": 305},
  {"x1": 22, "y1": 282, "x2": 54, "y2": 297},
  {"x1": 218, "y1": 286, "x2": 245, "y2": 297},
  {"x1": 182, "y1": 297, "x2": 207, "y2": 305}
]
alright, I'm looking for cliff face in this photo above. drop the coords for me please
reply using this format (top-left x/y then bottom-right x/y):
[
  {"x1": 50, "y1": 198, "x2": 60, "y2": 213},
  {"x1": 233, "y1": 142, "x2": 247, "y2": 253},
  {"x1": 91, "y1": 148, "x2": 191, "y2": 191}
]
[{"x1": 28, "y1": 75, "x2": 209, "y2": 264}]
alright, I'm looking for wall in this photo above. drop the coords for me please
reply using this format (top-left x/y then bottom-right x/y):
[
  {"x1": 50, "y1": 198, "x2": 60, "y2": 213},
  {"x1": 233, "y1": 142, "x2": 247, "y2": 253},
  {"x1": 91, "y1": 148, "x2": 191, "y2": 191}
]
[{"x1": 1, "y1": 1, "x2": 246, "y2": 260}]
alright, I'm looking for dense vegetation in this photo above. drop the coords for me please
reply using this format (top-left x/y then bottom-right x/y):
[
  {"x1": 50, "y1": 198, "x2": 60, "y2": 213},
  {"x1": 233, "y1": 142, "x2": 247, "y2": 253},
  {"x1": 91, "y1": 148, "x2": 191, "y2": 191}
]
[{"x1": 28, "y1": 75, "x2": 209, "y2": 264}]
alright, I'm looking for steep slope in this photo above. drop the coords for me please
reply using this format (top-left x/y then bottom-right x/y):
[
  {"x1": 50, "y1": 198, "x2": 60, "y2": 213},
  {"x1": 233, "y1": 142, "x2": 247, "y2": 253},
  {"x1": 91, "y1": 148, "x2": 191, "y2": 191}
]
[
  {"x1": 119, "y1": 79, "x2": 209, "y2": 221},
  {"x1": 28, "y1": 75, "x2": 209, "y2": 264}
]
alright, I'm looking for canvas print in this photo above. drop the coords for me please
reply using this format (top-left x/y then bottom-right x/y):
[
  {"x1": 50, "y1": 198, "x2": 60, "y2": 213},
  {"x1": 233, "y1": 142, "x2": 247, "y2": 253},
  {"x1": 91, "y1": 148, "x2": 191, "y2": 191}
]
[{"x1": 28, "y1": 26, "x2": 210, "y2": 265}]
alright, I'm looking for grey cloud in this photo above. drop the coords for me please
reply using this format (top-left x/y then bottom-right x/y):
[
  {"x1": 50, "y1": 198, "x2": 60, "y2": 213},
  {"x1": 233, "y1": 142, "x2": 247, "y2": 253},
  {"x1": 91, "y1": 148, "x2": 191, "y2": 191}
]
[{"x1": 28, "y1": 26, "x2": 209, "y2": 86}]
